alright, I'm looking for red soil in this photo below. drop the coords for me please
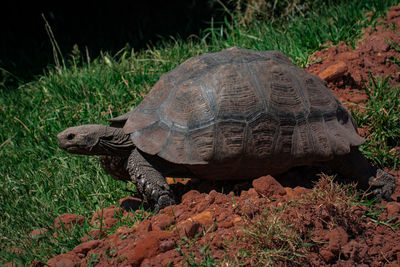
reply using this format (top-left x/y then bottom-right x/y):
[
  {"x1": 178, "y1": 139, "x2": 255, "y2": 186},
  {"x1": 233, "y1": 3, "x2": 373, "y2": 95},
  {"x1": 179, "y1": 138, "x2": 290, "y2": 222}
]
[
  {"x1": 17, "y1": 4, "x2": 400, "y2": 267},
  {"x1": 306, "y1": 5, "x2": 400, "y2": 112}
]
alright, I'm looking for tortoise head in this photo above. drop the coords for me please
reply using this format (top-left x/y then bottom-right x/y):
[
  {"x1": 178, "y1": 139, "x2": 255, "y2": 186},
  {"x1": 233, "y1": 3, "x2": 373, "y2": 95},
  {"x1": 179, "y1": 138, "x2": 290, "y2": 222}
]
[{"x1": 57, "y1": 124, "x2": 134, "y2": 156}]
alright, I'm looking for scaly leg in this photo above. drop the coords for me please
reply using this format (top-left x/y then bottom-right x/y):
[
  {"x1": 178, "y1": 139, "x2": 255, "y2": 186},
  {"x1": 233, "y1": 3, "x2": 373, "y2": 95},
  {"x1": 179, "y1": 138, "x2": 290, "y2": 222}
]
[
  {"x1": 327, "y1": 147, "x2": 396, "y2": 200},
  {"x1": 99, "y1": 155, "x2": 130, "y2": 181},
  {"x1": 127, "y1": 148, "x2": 175, "y2": 211}
]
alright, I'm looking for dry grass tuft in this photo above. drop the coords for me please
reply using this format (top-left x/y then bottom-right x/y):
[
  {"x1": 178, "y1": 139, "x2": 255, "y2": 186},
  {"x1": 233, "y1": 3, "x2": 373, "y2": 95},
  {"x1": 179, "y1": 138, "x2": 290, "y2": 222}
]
[
  {"x1": 240, "y1": 175, "x2": 364, "y2": 266},
  {"x1": 243, "y1": 208, "x2": 308, "y2": 266}
]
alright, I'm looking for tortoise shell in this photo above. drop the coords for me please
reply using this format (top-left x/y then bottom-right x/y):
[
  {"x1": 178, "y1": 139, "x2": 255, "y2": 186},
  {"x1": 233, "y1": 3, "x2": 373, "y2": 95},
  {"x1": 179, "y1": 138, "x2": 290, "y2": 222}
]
[{"x1": 120, "y1": 47, "x2": 364, "y2": 166}]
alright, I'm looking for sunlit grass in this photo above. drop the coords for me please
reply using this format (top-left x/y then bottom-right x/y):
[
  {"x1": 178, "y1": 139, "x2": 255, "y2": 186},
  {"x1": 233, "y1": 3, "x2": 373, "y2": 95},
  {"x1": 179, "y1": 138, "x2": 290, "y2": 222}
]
[{"x1": 352, "y1": 75, "x2": 400, "y2": 169}]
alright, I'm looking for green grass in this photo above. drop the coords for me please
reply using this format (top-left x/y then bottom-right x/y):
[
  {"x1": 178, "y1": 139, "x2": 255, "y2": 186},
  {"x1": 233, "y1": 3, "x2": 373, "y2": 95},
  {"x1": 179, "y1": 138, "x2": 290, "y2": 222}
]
[
  {"x1": 0, "y1": 0, "x2": 399, "y2": 265},
  {"x1": 352, "y1": 75, "x2": 400, "y2": 168}
]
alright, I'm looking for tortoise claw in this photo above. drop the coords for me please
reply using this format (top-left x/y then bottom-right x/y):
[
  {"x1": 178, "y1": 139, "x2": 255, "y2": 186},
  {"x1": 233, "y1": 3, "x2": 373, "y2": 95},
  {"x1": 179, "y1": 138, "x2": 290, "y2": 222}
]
[
  {"x1": 154, "y1": 194, "x2": 176, "y2": 212},
  {"x1": 369, "y1": 169, "x2": 396, "y2": 201}
]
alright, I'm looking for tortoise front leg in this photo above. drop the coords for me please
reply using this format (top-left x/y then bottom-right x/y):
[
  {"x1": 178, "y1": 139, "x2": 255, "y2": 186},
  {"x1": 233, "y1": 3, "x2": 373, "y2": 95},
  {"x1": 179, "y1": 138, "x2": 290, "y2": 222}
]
[
  {"x1": 327, "y1": 147, "x2": 396, "y2": 201},
  {"x1": 127, "y1": 148, "x2": 176, "y2": 211},
  {"x1": 99, "y1": 155, "x2": 130, "y2": 181}
]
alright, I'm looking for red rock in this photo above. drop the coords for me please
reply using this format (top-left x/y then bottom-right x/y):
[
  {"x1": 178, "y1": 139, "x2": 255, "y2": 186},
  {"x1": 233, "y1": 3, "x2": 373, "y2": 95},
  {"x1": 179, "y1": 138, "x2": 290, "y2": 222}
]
[
  {"x1": 388, "y1": 9, "x2": 400, "y2": 20},
  {"x1": 175, "y1": 220, "x2": 202, "y2": 238},
  {"x1": 189, "y1": 211, "x2": 215, "y2": 229},
  {"x1": 284, "y1": 187, "x2": 295, "y2": 199},
  {"x1": 232, "y1": 216, "x2": 243, "y2": 226},
  {"x1": 72, "y1": 240, "x2": 102, "y2": 255},
  {"x1": 317, "y1": 61, "x2": 348, "y2": 81},
  {"x1": 141, "y1": 249, "x2": 181, "y2": 267},
  {"x1": 173, "y1": 210, "x2": 215, "y2": 238},
  {"x1": 252, "y1": 175, "x2": 286, "y2": 198},
  {"x1": 160, "y1": 240, "x2": 176, "y2": 252},
  {"x1": 368, "y1": 246, "x2": 378, "y2": 256},
  {"x1": 385, "y1": 202, "x2": 400, "y2": 220},
  {"x1": 320, "y1": 248, "x2": 335, "y2": 263},
  {"x1": 170, "y1": 206, "x2": 184, "y2": 218},
  {"x1": 372, "y1": 37, "x2": 390, "y2": 52},
  {"x1": 29, "y1": 228, "x2": 47, "y2": 239},
  {"x1": 140, "y1": 258, "x2": 153, "y2": 267},
  {"x1": 195, "y1": 199, "x2": 210, "y2": 213},
  {"x1": 293, "y1": 186, "x2": 311, "y2": 196},
  {"x1": 217, "y1": 220, "x2": 233, "y2": 228},
  {"x1": 47, "y1": 253, "x2": 80, "y2": 267},
  {"x1": 211, "y1": 234, "x2": 225, "y2": 249},
  {"x1": 246, "y1": 188, "x2": 259, "y2": 199},
  {"x1": 205, "y1": 190, "x2": 217, "y2": 204},
  {"x1": 126, "y1": 236, "x2": 160, "y2": 266},
  {"x1": 181, "y1": 190, "x2": 202, "y2": 203},
  {"x1": 152, "y1": 213, "x2": 175, "y2": 230},
  {"x1": 54, "y1": 213, "x2": 86, "y2": 230},
  {"x1": 104, "y1": 217, "x2": 118, "y2": 228},
  {"x1": 115, "y1": 226, "x2": 134, "y2": 236},
  {"x1": 326, "y1": 227, "x2": 348, "y2": 254},
  {"x1": 136, "y1": 220, "x2": 153, "y2": 233},
  {"x1": 213, "y1": 192, "x2": 230, "y2": 205},
  {"x1": 342, "y1": 239, "x2": 358, "y2": 259},
  {"x1": 91, "y1": 206, "x2": 122, "y2": 227},
  {"x1": 80, "y1": 229, "x2": 107, "y2": 242}
]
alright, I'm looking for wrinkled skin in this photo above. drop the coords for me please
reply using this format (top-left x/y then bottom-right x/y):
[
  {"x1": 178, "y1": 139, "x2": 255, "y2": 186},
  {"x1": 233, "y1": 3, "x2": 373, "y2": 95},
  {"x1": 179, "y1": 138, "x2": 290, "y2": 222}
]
[{"x1": 57, "y1": 125, "x2": 134, "y2": 156}]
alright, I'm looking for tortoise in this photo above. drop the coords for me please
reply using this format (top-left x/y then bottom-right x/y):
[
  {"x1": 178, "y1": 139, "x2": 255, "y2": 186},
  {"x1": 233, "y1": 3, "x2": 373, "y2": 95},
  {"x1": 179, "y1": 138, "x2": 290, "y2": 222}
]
[{"x1": 57, "y1": 47, "x2": 395, "y2": 210}]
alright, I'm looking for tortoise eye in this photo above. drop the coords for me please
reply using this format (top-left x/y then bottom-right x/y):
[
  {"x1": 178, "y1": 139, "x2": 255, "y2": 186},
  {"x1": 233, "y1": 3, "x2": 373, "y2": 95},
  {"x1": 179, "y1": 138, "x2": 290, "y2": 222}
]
[{"x1": 67, "y1": 133, "x2": 75, "y2": 140}]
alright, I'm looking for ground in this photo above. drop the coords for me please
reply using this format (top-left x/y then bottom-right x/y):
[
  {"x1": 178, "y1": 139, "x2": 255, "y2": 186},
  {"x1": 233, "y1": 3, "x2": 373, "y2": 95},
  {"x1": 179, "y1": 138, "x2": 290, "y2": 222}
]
[{"x1": 16, "y1": 4, "x2": 400, "y2": 267}]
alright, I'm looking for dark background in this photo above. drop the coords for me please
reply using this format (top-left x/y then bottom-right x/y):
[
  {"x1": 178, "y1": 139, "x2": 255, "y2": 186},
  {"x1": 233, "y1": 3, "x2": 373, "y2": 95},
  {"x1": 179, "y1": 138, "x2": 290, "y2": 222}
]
[{"x1": 0, "y1": 0, "x2": 231, "y2": 85}]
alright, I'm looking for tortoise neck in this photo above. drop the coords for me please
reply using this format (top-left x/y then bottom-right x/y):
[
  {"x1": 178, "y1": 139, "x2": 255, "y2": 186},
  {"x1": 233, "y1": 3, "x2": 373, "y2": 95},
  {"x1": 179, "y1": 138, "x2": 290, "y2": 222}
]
[{"x1": 97, "y1": 127, "x2": 134, "y2": 156}]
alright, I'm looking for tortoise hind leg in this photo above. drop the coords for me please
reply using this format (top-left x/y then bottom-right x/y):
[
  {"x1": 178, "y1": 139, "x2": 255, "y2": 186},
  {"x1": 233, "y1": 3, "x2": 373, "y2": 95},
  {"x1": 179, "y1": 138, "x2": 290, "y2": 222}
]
[
  {"x1": 327, "y1": 146, "x2": 396, "y2": 201},
  {"x1": 127, "y1": 148, "x2": 176, "y2": 211}
]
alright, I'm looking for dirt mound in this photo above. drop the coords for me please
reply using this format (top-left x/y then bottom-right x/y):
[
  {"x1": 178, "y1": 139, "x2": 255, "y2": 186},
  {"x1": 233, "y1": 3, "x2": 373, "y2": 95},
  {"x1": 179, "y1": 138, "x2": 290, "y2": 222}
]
[
  {"x1": 43, "y1": 175, "x2": 400, "y2": 266},
  {"x1": 18, "y1": 4, "x2": 400, "y2": 267},
  {"x1": 307, "y1": 5, "x2": 400, "y2": 111}
]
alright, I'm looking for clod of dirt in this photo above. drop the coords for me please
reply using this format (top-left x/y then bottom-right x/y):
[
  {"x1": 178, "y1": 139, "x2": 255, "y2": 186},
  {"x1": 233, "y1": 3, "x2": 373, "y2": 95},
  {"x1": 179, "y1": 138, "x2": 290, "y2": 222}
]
[
  {"x1": 29, "y1": 228, "x2": 47, "y2": 239},
  {"x1": 47, "y1": 253, "x2": 80, "y2": 267},
  {"x1": 319, "y1": 227, "x2": 349, "y2": 263},
  {"x1": 91, "y1": 205, "x2": 123, "y2": 229},
  {"x1": 317, "y1": 60, "x2": 348, "y2": 82},
  {"x1": 252, "y1": 175, "x2": 287, "y2": 198},
  {"x1": 54, "y1": 213, "x2": 86, "y2": 231},
  {"x1": 382, "y1": 202, "x2": 400, "y2": 222}
]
